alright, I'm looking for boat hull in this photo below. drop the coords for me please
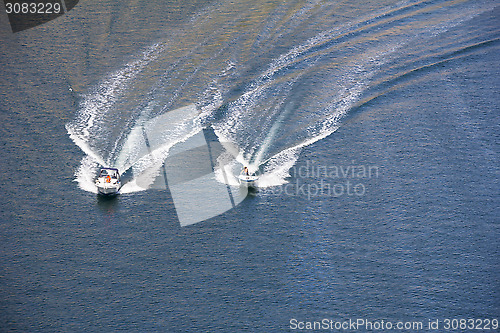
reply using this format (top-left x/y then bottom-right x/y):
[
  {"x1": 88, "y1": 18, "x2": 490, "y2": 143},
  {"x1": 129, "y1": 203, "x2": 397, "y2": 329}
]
[
  {"x1": 96, "y1": 185, "x2": 120, "y2": 195},
  {"x1": 238, "y1": 175, "x2": 258, "y2": 188},
  {"x1": 95, "y1": 179, "x2": 120, "y2": 195}
]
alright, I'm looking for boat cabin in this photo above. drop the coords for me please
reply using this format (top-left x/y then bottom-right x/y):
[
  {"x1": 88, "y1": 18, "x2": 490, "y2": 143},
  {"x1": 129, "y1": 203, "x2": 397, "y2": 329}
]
[{"x1": 98, "y1": 168, "x2": 120, "y2": 180}]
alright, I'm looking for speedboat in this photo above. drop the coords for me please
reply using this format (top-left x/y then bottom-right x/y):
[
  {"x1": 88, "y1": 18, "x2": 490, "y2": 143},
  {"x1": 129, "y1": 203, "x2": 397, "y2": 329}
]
[
  {"x1": 95, "y1": 167, "x2": 121, "y2": 195},
  {"x1": 238, "y1": 167, "x2": 259, "y2": 188}
]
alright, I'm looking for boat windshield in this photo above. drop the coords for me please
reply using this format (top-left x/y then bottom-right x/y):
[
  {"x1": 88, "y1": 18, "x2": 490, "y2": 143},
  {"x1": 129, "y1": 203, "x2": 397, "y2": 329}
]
[{"x1": 99, "y1": 169, "x2": 118, "y2": 178}]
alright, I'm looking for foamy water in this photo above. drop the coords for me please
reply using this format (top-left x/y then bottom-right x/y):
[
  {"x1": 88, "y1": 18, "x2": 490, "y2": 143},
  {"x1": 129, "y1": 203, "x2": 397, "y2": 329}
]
[{"x1": 66, "y1": 0, "x2": 495, "y2": 193}]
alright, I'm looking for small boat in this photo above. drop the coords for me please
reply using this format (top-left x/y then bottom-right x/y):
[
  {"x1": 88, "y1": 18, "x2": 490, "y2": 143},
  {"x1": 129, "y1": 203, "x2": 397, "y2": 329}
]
[
  {"x1": 95, "y1": 167, "x2": 121, "y2": 195},
  {"x1": 238, "y1": 167, "x2": 259, "y2": 188}
]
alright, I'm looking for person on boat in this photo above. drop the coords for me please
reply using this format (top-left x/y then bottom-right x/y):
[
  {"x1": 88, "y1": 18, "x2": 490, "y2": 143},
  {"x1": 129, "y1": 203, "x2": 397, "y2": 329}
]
[
  {"x1": 106, "y1": 175, "x2": 111, "y2": 183},
  {"x1": 243, "y1": 167, "x2": 249, "y2": 176}
]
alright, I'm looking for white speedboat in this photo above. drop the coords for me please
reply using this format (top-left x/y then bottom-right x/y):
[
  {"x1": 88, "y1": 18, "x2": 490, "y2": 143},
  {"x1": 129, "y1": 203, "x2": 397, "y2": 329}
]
[
  {"x1": 95, "y1": 168, "x2": 121, "y2": 195},
  {"x1": 238, "y1": 167, "x2": 259, "y2": 188}
]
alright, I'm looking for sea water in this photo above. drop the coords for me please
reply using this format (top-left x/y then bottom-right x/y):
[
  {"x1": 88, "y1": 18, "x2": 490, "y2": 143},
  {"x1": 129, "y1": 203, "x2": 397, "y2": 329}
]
[{"x1": 0, "y1": 0, "x2": 498, "y2": 331}]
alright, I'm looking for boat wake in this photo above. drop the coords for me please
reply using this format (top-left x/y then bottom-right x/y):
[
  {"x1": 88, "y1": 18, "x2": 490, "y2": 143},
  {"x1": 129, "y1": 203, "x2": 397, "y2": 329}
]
[{"x1": 66, "y1": 0, "x2": 495, "y2": 193}]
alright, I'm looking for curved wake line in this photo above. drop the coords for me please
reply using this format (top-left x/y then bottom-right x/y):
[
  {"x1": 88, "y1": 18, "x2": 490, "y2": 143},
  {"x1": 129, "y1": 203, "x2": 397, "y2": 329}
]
[
  {"x1": 66, "y1": 34, "x2": 208, "y2": 194},
  {"x1": 67, "y1": 41, "x2": 168, "y2": 162},
  {"x1": 66, "y1": 124, "x2": 107, "y2": 167},
  {"x1": 214, "y1": 1, "x2": 493, "y2": 187}
]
